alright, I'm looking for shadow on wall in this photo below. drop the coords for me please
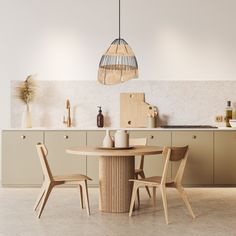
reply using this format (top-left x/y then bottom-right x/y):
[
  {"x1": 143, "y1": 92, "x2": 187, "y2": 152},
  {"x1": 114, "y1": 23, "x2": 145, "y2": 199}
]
[
  {"x1": 73, "y1": 105, "x2": 79, "y2": 127},
  {"x1": 104, "y1": 111, "x2": 111, "y2": 127},
  {"x1": 158, "y1": 114, "x2": 169, "y2": 126}
]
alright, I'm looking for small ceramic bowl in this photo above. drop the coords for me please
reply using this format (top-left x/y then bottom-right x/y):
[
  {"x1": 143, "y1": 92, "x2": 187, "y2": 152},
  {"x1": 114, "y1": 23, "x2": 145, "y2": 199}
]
[{"x1": 229, "y1": 119, "x2": 236, "y2": 128}]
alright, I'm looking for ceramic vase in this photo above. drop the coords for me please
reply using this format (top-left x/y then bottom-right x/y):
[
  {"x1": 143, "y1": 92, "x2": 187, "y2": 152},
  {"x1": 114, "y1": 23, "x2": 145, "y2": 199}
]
[
  {"x1": 103, "y1": 130, "x2": 114, "y2": 148},
  {"x1": 147, "y1": 115, "x2": 156, "y2": 128},
  {"x1": 21, "y1": 104, "x2": 32, "y2": 128},
  {"x1": 114, "y1": 130, "x2": 129, "y2": 148}
]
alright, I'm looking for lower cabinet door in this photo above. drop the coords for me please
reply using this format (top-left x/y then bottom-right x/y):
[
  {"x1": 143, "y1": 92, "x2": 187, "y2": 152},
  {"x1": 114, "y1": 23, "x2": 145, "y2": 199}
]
[
  {"x1": 2, "y1": 131, "x2": 44, "y2": 186},
  {"x1": 44, "y1": 131, "x2": 86, "y2": 178},
  {"x1": 86, "y1": 131, "x2": 105, "y2": 186},
  {"x1": 214, "y1": 131, "x2": 236, "y2": 184},
  {"x1": 129, "y1": 131, "x2": 171, "y2": 178},
  {"x1": 172, "y1": 131, "x2": 213, "y2": 185}
]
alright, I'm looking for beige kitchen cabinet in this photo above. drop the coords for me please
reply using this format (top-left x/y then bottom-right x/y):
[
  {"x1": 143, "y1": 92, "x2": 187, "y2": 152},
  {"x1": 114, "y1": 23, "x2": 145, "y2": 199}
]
[
  {"x1": 214, "y1": 131, "x2": 236, "y2": 184},
  {"x1": 86, "y1": 130, "x2": 105, "y2": 186},
  {"x1": 2, "y1": 131, "x2": 44, "y2": 186},
  {"x1": 44, "y1": 131, "x2": 86, "y2": 177},
  {"x1": 172, "y1": 131, "x2": 213, "y2": 185},
  {"x1": 129, "y1": 131, "x2": 171, "y2": 178}
]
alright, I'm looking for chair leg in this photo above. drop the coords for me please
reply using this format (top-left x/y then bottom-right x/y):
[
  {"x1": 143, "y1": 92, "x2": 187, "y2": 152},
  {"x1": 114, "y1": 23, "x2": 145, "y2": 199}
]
[
  {"x1": 34, "y1": 183, "x2": 46, "y2": 211},
  {"x1": 81, "y1": 180, "x2": 90, "y2": 215},
  {"x1": 160, "y1": 186, "x2": 169, "y2": 224},
  {"x1": 136, "y1": 188, "x2": 140, "y2": 207},
  {"x1": 177, "y1": 186, "x2": 195, "y2": 219},
  {"x1": 37, "y1": 183, "x2": 53, "y2": 218},
  {"x1": 153, "y1": 187, "x2": 157, "y2": 207},
  {"x1": 79, "y1": 184, "x2": 84, "y2": 209},
  {"x1": 134, "y1": 173, "x2": 140, "y2": 207},
  {"x1": 129, "y1": 182, "x2": 139, "y2": 217},
  {"x1": 139, "y1": 172, "x2": 151, "y2": 198}
]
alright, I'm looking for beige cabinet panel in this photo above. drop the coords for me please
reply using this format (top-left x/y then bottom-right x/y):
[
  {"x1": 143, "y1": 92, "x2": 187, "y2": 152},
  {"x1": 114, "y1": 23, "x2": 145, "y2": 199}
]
[
  {"x1": 2, "y1": 131, "x2": 44, "y2": 186},
  {"x1": 129, "y1": 131, "x2": 171, "y2": 178},
  {"x1": 214, "y1": 131, "x2": 236, "y2": 184},
  {"x1": 172, "y1": 131, "x2": 213, "y2": 185},
  {"x1": 87, "y1": 130, "x2": 105, "y2": 186},
  {"x1": 44, "y1": 131, "x2": 86, "y2": 176}
]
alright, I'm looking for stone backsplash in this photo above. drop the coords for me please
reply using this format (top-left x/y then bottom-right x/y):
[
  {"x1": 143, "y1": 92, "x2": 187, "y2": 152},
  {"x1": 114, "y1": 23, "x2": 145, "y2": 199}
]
[{"x1": 11, "y1": 80, "x2": 236, "y2": 128}]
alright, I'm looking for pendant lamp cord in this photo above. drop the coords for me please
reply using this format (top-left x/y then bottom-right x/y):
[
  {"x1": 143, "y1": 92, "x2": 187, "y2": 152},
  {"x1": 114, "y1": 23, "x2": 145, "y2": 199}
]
[{"x1": 119, "y1": 0, "x2": 121, "y2": 41}]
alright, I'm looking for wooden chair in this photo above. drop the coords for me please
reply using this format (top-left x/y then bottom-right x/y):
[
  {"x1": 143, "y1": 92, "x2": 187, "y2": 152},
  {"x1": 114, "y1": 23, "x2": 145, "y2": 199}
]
[
  {"x1": 34, "y1": 143, "x2": 92, "y2": 218},
  {"x1": 129, "y1": 145, "x2": 195, "y2": 224},
  {"x1": 129, "y1": 138, "x2": 151, "y2": 205}
]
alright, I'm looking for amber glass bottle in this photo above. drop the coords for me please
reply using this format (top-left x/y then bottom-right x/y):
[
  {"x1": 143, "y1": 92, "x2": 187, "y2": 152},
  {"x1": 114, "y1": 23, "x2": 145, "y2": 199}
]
[
  {"x1": 225, "y1": 101, "x2": 232, "y2": 127},
  {"x1": 97, "y1": 106, "x2": 104, "y2": 128}
]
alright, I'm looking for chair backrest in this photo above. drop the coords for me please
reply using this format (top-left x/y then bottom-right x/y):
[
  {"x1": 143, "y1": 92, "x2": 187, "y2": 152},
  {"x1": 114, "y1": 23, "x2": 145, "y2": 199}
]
[
  {"x1": 161, "y1": 146, "x2": 189, "y2": 185},
  {"x1": 129, "y1": 138, "x2": 147, "y2": 170},
  {"x1": 36, "y1": 143, "x2": 53, "y2": 181}
]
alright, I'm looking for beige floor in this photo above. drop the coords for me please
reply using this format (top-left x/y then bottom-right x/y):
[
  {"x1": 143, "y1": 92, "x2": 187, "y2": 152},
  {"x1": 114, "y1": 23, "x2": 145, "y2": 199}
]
[{"x1": 0, "y1": 187, "x2": 236, "y2": 236}]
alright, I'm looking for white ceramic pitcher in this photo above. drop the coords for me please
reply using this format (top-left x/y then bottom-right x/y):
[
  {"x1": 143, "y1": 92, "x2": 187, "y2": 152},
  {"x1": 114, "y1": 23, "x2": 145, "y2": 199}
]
[{"x1": 114, "y1": 130, "x2": 129, "y2": 148}]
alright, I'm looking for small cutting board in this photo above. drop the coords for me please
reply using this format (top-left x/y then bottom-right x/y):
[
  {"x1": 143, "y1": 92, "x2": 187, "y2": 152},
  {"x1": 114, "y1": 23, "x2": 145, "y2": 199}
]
[{"x1": 120, "y1": 93, "x2": 156, "y2": 128}]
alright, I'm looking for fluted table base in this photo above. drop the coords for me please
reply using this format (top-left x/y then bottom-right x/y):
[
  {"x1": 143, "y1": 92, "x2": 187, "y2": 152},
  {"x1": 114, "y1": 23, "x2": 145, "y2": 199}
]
[{"x1": 99, "y1": 156, "x2": 135, "y2": 213}]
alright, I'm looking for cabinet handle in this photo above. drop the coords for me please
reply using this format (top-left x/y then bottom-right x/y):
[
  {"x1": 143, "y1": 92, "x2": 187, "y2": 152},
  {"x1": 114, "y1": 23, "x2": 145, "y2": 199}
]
[
  {"x1": 21, "y1": 135, "x2": 26, "y2": 139},
  {"x1": 64, "y1": 135, "x2": 69, "y2": 139},
  {"x1": 150, "y1": 135, "x2": 154, "y2": 139},
  {"x1": 192, "y1": 135, "x2": 197, "y2": 139}
]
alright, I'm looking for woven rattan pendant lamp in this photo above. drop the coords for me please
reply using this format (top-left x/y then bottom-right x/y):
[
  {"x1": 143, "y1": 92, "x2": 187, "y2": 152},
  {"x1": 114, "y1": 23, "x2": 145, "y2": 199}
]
[{"x1": 98, "y1": 0, "x2": 138, "y2": 85}]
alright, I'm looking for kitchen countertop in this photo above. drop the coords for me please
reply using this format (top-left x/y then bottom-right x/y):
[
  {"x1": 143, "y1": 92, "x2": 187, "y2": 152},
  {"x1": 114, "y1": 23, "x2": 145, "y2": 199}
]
[{"x1": 2, "y1": 127, "x2": 236, "y2": 131}]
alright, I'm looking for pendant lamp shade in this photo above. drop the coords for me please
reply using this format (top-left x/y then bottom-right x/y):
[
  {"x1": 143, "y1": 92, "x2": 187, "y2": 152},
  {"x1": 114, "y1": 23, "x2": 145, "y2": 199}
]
[{"x1": 97, "y1": 0, "x2": 139, "y2": 85}]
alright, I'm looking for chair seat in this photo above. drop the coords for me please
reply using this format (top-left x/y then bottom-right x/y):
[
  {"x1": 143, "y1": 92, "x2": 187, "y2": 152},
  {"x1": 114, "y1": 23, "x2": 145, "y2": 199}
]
[
  {"x1": 131, "y1": 176, "x2": 175, "y2": 187},
  {"x1": 54, "y1": 174, "x2": 92, "y2": 182}
]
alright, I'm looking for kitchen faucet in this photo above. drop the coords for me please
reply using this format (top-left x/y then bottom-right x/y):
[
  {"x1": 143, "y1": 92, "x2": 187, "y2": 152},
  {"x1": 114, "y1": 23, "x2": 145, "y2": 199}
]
[{"x1": 63, "y1": 99, "x2": 72, "y2": 127}]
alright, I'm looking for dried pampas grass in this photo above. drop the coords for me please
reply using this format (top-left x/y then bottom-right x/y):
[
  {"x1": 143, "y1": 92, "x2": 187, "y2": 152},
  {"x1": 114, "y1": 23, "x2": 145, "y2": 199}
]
[{"x1": 16, "y1": 75, "x2": 36, "y2": 104}]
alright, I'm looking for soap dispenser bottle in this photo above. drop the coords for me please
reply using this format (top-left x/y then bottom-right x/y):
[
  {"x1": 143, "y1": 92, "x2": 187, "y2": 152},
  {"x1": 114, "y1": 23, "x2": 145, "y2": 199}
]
[{"x1": 97, "y1": 106, "x2": 104, "y2": 128}]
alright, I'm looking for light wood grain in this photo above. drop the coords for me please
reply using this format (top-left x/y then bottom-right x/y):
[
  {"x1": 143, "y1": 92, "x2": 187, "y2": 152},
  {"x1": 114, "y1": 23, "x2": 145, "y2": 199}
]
[
  {"x1": 129, "y1": 146, "x2": 195, "y2": 224},
  {"x1": 99, "y1": 155, "x2": 135, "y2": 213},
  {"x1": 130, "y1": 138, "x2": 151, "y2": 205},
  {"x1": 120, "y1": 93, "x2": 156, "y2": 128},
  {"x1": 35, "y1": 143, "x2": 92, "y2": 218},
  {"x1": 67, "y1": 145, "x2": 162, "y2": 213},
  {"x1": 66, "y1": 146, "x2": 163, "y2": 157}
]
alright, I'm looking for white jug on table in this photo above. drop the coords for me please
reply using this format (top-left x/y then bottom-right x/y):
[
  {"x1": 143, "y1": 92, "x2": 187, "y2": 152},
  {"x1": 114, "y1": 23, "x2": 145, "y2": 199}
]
[{"x1": 114, "y1": 130, "x2": 129, "y2": 148}]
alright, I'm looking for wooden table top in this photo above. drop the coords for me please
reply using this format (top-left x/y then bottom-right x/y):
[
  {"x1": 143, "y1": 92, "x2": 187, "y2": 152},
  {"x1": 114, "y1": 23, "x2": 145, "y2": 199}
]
[{"x1": 66, "y1": 146, "x2": 163, "y2": 157}]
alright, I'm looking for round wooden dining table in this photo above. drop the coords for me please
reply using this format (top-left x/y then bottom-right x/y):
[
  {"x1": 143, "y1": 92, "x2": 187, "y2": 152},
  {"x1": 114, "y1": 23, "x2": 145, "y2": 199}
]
[{"x1": 66, "y1": 146, "x2": 163, "y2": 213}]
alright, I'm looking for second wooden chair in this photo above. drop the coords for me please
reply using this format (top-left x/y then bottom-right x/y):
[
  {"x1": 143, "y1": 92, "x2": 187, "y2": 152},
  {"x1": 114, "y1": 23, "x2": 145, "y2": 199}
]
[
  {"x1": 129, "y1": 145, "x2": 195, "y2": 224},
  {"x1": 129, "y1": 138, "x2": 151, "y2": 205}
]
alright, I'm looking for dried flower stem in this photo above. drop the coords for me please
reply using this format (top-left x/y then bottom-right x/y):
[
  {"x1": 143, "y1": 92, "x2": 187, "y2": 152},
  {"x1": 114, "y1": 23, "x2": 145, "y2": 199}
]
[{"x1": 16, "y1": 75, "x2": 36, "y2": 105}]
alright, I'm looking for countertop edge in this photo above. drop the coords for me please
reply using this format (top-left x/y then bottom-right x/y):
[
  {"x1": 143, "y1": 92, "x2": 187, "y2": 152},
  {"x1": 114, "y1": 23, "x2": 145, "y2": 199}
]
[{"x1": 1, "y1": 127, "x2": 236, "y2": 131}]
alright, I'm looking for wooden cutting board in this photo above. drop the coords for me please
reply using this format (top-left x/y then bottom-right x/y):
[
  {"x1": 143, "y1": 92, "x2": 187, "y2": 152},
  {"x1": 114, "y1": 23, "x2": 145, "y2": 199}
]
[{"x1": 120, "y1": 93, "x2": 156, "y2": 128}]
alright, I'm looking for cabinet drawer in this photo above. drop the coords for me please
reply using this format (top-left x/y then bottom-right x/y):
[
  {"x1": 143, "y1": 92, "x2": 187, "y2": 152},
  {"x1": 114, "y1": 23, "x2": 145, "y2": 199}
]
[
  {"x1": 44, "y1": 131, "x2": 86, "y2": 176},
  {"x1": 172, "y1": 131, "x2": 213, "y2": 185},
  {"x1": 214, "y1": 131, "x2": 236, "y2": 184},
  {"x1": 129, "y1": 131, "x2": 171, "y2": 178},
  {"x1": 2, "y1": 131, "x2": 44, "y2": 186},
  {"x1": 87, "y1": 131, "x2": 105, "y2": 186}
]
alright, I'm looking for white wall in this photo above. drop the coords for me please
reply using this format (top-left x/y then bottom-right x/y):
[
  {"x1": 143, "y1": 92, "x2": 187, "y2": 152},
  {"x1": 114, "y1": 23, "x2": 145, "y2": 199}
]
[{"x1": 1, "y1": 0, "x2": 236, "y2": 180}]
